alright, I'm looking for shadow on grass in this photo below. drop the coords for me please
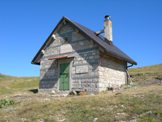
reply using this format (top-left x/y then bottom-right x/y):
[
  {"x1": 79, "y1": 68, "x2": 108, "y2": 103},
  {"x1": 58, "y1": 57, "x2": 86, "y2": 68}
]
[{"x1": 29, "y1": 89, "x2": 38, "y2": 94}]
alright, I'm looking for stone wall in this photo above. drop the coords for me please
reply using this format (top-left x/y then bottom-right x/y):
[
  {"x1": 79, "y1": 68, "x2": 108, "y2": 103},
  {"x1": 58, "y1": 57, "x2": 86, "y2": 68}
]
[
  {"x1": 98, "y1": 54, "x2": 127, "y2": 91},
  {"x1": 39, "y1": 22, "x2": 99, "y2": 93},
  {"x1": 71, "y1": 48, "x2": 99, "y2": 93}
]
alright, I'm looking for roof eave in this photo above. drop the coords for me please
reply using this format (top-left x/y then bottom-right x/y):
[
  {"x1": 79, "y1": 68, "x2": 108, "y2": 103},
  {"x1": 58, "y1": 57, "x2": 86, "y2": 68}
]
[{"x1": 31, "y1": 61, "x2": 40, "y2": 65}]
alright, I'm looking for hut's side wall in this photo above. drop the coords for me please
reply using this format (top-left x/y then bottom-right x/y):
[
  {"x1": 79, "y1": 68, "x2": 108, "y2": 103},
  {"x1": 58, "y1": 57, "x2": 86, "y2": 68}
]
[{"x1": 98, "y1": 54, "x2": 127, "y2": 91}]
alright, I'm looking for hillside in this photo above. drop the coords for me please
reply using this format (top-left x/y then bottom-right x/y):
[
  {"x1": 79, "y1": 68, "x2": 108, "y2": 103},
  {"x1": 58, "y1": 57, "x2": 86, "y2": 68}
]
[
  {"x1": 0, "y1": 74, "x2": 39, "y2": 95},
  {"x1": 0, "y1": 64, "x2": 162, "y2": 122},
  {"x1": 129, "y1": 64, "x2": 162, "y2": 85}
]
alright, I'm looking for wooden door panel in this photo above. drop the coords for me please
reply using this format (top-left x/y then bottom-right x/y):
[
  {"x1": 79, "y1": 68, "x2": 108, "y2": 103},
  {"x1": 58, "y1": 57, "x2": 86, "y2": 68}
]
[{"x1": 59, "y1": 63, "x2": 70, "y2": 90}]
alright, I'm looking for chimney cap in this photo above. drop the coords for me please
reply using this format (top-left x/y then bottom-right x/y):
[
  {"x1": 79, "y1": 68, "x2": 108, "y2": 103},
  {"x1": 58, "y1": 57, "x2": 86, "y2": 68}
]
[{"x1": 104, "y1": 15, "x2": 111, "y2": 20}]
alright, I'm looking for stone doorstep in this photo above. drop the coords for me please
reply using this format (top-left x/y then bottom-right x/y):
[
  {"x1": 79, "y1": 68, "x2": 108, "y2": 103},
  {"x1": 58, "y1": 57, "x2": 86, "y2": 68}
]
[
  {"x1": 51, "y1": 93, "x2": 69, "y2": 97},
  {"x1": 39, "y1": 89, "x2": 70, "y2": 97},
  {"x1": 50, "y1": 90, "x2": 70, "y2": 96}
]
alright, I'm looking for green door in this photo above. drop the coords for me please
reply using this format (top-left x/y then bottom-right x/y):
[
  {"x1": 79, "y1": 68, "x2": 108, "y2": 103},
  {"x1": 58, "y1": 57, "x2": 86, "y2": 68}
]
[{"x1": 59, "y1": 63, "x2": 70, "y2": 90}]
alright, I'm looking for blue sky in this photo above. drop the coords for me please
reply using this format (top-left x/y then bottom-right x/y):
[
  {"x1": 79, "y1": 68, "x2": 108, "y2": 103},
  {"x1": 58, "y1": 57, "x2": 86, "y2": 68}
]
[{"x1": 0, "y1": 0, "x2": 162, "y2": 76}]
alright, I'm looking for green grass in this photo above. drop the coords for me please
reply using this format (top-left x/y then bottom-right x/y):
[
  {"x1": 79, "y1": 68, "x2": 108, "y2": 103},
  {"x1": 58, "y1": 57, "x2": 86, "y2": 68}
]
[
  {"x1": 0, "y1": 74, "x2": 39, "y2": 95},
  {"x1": 128, "y1": 64, "x2": 162, "y2": 85},
  {"x1": 0, "y1": 64, "x2": 162, "y2": 122},
  {"x1": 0, "y1": 99, "x2": 15, "y2": 108},
  {"x1": 129, "y1": 64, "x2": 162, "y2": 76}
]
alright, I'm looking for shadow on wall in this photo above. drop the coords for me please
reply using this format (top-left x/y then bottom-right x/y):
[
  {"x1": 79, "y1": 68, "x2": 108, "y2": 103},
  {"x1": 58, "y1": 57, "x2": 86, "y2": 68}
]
[
  {"x1": 39, "y1": 60, "x2": 59, "y2": 89},
  {"x1": 100, "y1": 55, "x2": 126, "y2": 72}
]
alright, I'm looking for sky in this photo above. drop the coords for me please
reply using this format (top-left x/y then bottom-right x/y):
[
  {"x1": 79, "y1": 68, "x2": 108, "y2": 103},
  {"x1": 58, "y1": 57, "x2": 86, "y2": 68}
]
[{"x1": 0, "y1": 0, "x2": 162, "y2": 76}]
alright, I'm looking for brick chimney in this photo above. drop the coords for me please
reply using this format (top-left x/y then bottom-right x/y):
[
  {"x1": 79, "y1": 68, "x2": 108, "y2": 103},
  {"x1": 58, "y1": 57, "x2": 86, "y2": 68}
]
[{"x1": 104, "y1": 15, "x2": 113, "y2": 42}]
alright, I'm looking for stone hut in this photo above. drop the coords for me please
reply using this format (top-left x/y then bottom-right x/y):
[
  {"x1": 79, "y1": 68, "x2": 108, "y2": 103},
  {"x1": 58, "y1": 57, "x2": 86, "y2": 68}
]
[{"x1": 31, "y1": 16, "x2": 137, "y2": 93}]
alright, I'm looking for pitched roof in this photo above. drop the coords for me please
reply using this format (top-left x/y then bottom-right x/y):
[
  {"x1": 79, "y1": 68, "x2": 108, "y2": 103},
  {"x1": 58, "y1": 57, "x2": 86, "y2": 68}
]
[{"x1": 32, "y1": 17, "x2": 137, "y2": 65}]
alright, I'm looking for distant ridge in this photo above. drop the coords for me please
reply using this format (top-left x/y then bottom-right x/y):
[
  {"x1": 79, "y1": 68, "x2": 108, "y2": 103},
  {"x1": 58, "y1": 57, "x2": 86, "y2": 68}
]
[{"x1": 0, "y1": 73, "x2": 12, "y2": 77}]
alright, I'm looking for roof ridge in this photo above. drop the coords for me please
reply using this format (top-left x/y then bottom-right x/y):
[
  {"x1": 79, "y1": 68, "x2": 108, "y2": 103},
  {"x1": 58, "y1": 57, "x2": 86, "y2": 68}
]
[{"x1": 32, "y1": 16, "x2": 137, "y2": 65}]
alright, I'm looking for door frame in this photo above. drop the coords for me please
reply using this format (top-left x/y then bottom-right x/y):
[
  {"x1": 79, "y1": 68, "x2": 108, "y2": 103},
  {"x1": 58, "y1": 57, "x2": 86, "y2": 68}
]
[{"x1": 57, "y1": 58, "x2": 73, "y2": 91}]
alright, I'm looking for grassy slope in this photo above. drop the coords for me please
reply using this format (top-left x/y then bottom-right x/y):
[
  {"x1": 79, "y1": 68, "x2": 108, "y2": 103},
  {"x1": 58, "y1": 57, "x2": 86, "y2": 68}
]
[
  {"x1": 0, "y1": 64, "x2": 162, "y2": 122},
  {"x1": 0, "y1": 74, "x2": 39, "y2": 95},
  {"x1": 129, "y1": 64, "x2": 162, "y2": 74},
  {"x1": 0, "y1": 86, "x2": 162, "y2": 122},
  {"x1": 129, "y1": 64, "x2": 162, "y2": 85}
]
